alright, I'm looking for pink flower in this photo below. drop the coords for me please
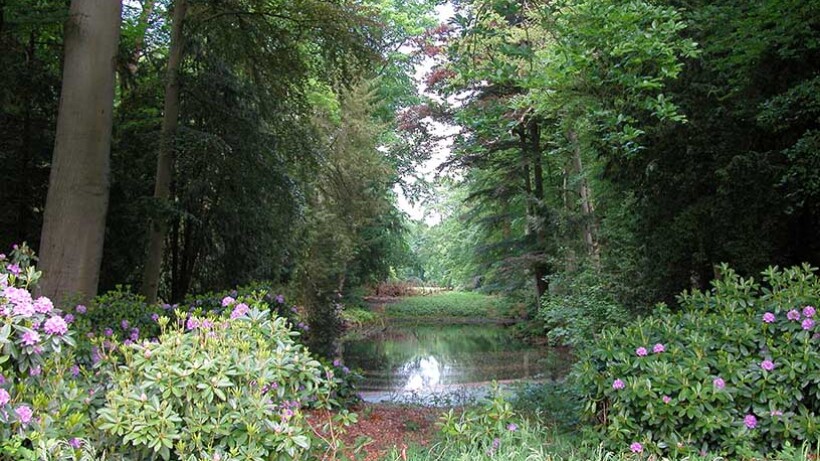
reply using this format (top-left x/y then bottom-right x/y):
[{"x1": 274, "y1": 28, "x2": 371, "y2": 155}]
[
  {"x1": 221, "y1": 296, "x2": 235, "y2": 307},
  {"x1": 21, "y1": 330, "x2": 40, "y2": 346},
  {"x1": 804, "y1": 305, "x2": 816, "y2": 318},
  {"x1": 760, "y1": 359, "x2": 775, "y2": 371},
  {"x1": 506, "y1": 423, "x2": 518, "y2": 431},
  {"x1": 787, "y1": 309, "x2": 801, "y2": 321},
  {"x1": 630, "y1": 442, "x2": 643, "y2": 453},
  {"x1": 276, "y1": 294, "x2": 285, "y2": 304},
  {"x1": 33, "y1": 297, "x2": 53, "y2": 314},
  {"x1": 75, "y1": 304, "x2": 87, "y2": 314},
  {"x1": 5, "y1": 287, "x2": 34, "y2": 317},
  {"x1": 68, "y1": 438, "x2": 82, "y2": 449},
  {"x1": 612, "y1": 379, "x2": 625, "y2": 390},
  {"x1": 636, "y1": 347, "x2": 648, "y2": 357},
  {"x1": 230, "y1": 303, "x2": 249, "y2": 319},
  {"x1": 43, "y1": 316, "x2": 68, "y2": 335},
  {"x1": 15, "y1": 405, "x2": 33, "y2": 424},
  {"x1": 662, "y1": 395, "x2": 671, "y2": 404},
  {"x1": 653, "y1": 343, "x2": 665, "y2": 353},
  {"x1": 0, "y1": 388, "x2": 10, "y2": 406},
  {"x1": 64, "y1": 314, "x2": 75, "y2": 323},
  {"x1": 29, "y1": 366, "x2": 41, "y2": 376},
  {"x1": 186, "y1": 317, "x2": 200, "y2": 330},
  {"x1": 803, "y1": 318, "x2": 815, "y2": 330},
  {"x1": 744, "y1": 414, "x2": 757, "y2": 429},
  {"x1": 713, "y1": 377, "x2": 725, "y2": 390},
  {"x1": 770, "y1": 410, "x2": 783, "y2": 417},
  {"x1": 762, "y1": 312, "x2": 775, "y2": 323},
  {"x1": 120, "y1": 319, "x2": 130, "y2": 330},
  {"x1": 6, "y1": 264, "x2": 21, "y2": 275}
]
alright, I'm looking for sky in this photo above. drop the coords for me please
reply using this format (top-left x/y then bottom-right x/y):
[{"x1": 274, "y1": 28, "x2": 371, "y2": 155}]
[{"x1": 394, "y1": 3, "x2": 457, "y2": 225}]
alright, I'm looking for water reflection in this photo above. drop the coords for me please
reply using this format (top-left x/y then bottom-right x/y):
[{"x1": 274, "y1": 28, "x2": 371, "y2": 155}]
[{"x1": 342, "y1": 323, "x2": 570, "y2": 403}]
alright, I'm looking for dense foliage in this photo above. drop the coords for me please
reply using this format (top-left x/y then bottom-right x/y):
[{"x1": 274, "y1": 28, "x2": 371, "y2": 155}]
[
  {"x1": 405, "y1": 0, "x2": 820, "y2": 319},
  {"x1": 575, "y1": 265, "x2": 820, "y2": 456},
  {"x1": 3, "y1": 0, "x2": 820, "y2": 458},
  {"x1": 98, "y1": 305, "x2": 328, "y2": 460}
]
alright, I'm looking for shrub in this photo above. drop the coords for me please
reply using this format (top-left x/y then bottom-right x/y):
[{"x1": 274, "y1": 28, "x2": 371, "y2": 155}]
[
  {"x1": 0, "y1": 244, "x2": 108, "y2": 458},
  {"x1": 97, "y1": 300, "x2": 333, "y2": 460},
  {"x1": 71, "y1": 287, "x2": 163, "y2": 355},
  {"x1": 538, "y1": 270, "x2": 630, "y2": 347},
  {"x1": 182, "y1": 282, "x2": 297, "y2": 323},
  {"x1": 0, "y1": 243, "x2": 76, "y2": 374},
  {"x1": 574, "y1": 264, "x2": 820, "y2": 456},
  {"x1": 438, "y1": 385, "x2": 519, "y2": 448}
]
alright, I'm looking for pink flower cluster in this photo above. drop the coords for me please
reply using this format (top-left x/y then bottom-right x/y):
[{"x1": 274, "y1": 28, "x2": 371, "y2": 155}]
[{"x1": 635, "y1": 343, "x2": 666, "y2": 357}]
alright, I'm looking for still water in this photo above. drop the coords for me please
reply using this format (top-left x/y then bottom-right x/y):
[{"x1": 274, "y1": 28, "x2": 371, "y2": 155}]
[{"x1": 342, "y1": 322, "x2": 571, "y2": 404}]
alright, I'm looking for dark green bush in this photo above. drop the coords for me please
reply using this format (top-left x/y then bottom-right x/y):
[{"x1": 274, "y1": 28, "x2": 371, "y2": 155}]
[
  {"x1": 574, "y1": 264, "x2": 820, "y2": 456},
  {"x1": 538, "y1": 270, "x2": 630, "y2": 346}
]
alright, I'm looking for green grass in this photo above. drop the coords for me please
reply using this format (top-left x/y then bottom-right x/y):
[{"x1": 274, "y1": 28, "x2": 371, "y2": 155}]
[
  {"x1": 384, "y1": 291, "x2": 515, "y2": 319},
  {"x1": 341, "y1": 306, "x2": 381, "y2": 327}
]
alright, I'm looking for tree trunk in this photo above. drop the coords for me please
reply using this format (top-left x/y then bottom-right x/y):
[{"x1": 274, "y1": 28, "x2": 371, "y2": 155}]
[
  {"x1": 141, "y1": 0, "x2": 188, "y2": 303},
  {"x1": 517, "y1": 123, "x2": 548, "y2": 301},
  {"x1": 568, "y1": 129, "x2": 601, "y2": 268},
  {"x1": 529, "y1": 119, "x2": 549, "y2": 298},
  {"x1": 38, "y1": 0, "x2": 122, "y2": 303}
]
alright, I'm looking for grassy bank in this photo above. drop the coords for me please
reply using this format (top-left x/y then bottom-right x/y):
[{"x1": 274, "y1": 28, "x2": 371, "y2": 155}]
[{"x1": 383, "y1": 291, "x2": 517, "y2": 320}]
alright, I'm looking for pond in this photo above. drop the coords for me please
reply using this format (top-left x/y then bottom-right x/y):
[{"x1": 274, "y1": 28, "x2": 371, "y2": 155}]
[{"x1": 342, "y1": 322, "x2": 571, "y2": 404}]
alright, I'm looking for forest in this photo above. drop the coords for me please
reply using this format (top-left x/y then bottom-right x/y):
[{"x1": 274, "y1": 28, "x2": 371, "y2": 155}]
[{"x1": 0, "y1": 0, "x2": 819, "y2": 459}]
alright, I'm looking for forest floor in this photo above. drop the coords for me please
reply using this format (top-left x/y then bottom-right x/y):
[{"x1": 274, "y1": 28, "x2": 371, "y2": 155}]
[{"x1": 307, "y1": 403, "x2": 441, "y2": 461}]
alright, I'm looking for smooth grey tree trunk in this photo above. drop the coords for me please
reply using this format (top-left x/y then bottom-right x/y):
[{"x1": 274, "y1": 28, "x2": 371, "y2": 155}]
[
  {"x1": 38, "y1": 0, "x2": 122, "y2": 303},
  {"x1": 141, "y1": 0, "x2": 188, "y2": 303}
]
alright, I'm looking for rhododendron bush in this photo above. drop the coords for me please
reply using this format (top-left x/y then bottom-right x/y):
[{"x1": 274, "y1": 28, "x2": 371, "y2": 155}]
[
  {"x1": 0, "y1": 245, "x2": 106, "y2": 459},
  {"x1": 575, "y1": 264, "x2": 820, "y2": 456},
  {"x1": 97, "y1": 301, "x2": 336, "y2": 461},
  {"x1": 0, "y1": 246, "x2": 352, "y2": 461}
]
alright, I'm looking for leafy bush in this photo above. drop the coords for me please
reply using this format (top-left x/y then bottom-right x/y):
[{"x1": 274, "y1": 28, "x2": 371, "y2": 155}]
[
  {"x1": 0, "y1": 244, "x2": 108, "y2": 459},
  {"x1": 71, "y1": 287, "x2": 163, "y2": 354},
  {"x1": 0, "y1": 244, "x2": 76, "y2": 374},
  {"x1": 439, "y1": 386, "x2": 519, "y2": 448},
  {"x1": 97, "y1": 300, "x2": 333, "y2": 460},
  {"x1": 538, "y1": 270, "x2": 630, "y2": 347},
  {"x1": 512, "y1": 380, "x2": 582, "y2": 429},
  {"x1": 182, "y1": 282, "x2": 297, "y2": 323},
  {"x1": 575, "y1": 264, "x2": 820, "y2": 456}
]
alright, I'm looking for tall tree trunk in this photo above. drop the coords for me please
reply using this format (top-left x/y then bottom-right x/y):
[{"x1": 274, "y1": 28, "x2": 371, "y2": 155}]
[
  {"x1": 38, "y1": 0, "x2": 122, "y2": 303},
  {"x1": 141, "y1": 0, "x2": 188, "y2": 303},
  {"x1": 562, "y1": 167, "x2": 578, "y2": 272},
  {"x1": 568, "y1": 129, "x2": 601, "y2": 269},
  {"x1": 529, "y1": 119, "x2": 549, "y2": 299},
  {"x1": 517, "y1": 123, "x2": 547, "y2": 301}
]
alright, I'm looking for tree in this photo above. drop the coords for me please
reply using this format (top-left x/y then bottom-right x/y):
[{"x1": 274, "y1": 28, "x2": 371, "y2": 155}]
[
  {"x1": 38, "y1": 0, "x2": 122, "y2": 302},
  {"x1": 141, "y1": 0, "x2": 187, "y2": 303}
]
